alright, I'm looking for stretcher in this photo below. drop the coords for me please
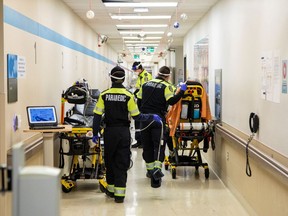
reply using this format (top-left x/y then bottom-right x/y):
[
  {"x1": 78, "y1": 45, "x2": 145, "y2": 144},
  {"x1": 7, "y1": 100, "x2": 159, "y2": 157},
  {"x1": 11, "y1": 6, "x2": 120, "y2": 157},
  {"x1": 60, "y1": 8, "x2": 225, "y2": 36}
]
[
  {"x1": 59, "y1": 80, "x2": 105, "y2": 193},
  {"x1": 165, "y1": 81, "x2": 215, "y2": 179}
]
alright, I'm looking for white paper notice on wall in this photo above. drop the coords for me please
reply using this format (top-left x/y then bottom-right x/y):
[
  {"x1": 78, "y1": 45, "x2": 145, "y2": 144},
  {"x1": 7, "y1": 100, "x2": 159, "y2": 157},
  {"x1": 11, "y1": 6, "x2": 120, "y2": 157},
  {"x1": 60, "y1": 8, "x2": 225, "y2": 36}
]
[
  {"x1": 260, "y1": 50, "x2": 281, "y2": 103},
  {"x1": 17, "y1": 56, "x2": 26, "y2": 78}
]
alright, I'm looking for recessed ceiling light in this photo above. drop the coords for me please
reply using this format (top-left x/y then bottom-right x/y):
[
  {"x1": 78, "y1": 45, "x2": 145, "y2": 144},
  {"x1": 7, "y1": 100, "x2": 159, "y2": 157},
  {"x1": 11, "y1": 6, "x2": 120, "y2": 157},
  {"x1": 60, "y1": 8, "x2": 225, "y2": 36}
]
[
  {"x1": 124, "y1": 41, "x2": 160, "y2": 44},
  {"x1": 122, "y1": 36, "x2": 162, "y2": 39},
  {"x1": 111, "y1": 15, "x2": 171, "y2": 20},
  {"x1": 104, "y1": 2, "x2": 178, "y2": 7},
  {"x1": 134, "y1": 7, "x2": 149, "y2": 13},
  {"x1": 117, "y1": 24, "x2": 168, "y2": 28},
  {"x1": 126, "y1": 44, "x2": 159, "y2": 47},
  {"x1": 127, "y1": 46, "x2": 158, "y2": 48},
  {"x1": 119, "y1": 31, "x2": 164, "y2": 35}
]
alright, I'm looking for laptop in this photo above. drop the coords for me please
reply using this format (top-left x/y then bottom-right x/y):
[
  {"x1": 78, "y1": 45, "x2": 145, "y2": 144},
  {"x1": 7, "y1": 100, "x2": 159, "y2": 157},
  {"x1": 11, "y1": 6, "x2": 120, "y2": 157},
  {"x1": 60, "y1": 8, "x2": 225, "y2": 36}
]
[{"x1": 26, "y1": 106, "x2": 65, "y2": 130}]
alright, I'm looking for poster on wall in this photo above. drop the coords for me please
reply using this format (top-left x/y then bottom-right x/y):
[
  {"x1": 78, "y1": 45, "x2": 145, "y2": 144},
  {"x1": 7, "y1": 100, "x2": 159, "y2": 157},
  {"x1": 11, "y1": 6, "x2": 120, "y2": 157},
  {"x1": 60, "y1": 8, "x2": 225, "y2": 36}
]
[
  {"x1": 7, "y1": 54, "x2": 18, "y2": 103},
  {"x1": 215, "y1": 69, "x2": 222, "y2": 122},
  {"x1": 282, "y1": 60, "x2": 287, "y2": 94},
  {"x1": 260, "y1": 50, "x2": 281, "y2": 103},
  {"x1": 193, "y1": 37, "x2": 209, "y2": 92}
]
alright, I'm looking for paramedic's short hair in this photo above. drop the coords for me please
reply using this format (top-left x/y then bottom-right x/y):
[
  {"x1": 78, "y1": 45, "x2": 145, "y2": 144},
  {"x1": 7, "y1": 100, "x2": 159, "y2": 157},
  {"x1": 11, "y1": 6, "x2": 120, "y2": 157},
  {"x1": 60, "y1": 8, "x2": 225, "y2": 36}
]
[{"x1": 158, "y1": 66, "x2": 171, "y2": 77}]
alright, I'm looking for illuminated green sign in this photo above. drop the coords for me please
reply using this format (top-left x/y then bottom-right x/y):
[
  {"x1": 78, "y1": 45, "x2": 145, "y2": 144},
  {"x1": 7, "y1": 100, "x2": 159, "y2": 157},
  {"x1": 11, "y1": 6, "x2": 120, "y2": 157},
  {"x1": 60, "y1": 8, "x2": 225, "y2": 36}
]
[{"x1": 147, "y1": 47, "x2": 154, "y2": 52}]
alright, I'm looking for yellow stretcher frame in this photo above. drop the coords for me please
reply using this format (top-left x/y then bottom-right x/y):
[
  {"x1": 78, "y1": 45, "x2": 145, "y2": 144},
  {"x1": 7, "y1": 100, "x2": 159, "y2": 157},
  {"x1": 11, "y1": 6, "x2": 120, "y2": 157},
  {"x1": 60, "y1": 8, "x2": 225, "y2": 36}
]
[
  {"x1": 59, "y1": 94, "x2": 105, "y2": 193},
  {"x1": 165, "y1": 81, "x2": 214, "y2": 179}
]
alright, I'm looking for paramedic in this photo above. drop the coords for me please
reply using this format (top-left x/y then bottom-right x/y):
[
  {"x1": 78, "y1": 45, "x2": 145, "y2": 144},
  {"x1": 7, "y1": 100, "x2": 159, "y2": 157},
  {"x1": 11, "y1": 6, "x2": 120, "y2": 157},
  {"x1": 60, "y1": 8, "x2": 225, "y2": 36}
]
[
  {"x1": 131, "y1": 61, "x2": 152, "y2": 148},
  {"x1": 137, "y1": 66, "x2": 187, "y2": 188},
  {"x1": 92, "y1": 66, "x2": 161, "y2": 203}
]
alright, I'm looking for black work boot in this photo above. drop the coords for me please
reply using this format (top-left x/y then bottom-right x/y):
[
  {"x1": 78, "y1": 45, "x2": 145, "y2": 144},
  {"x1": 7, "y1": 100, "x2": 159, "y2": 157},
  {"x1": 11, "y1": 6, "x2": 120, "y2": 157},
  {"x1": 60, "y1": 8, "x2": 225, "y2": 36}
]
[
  {"x1": 146, "y1": 170, "x2": 153, "y2": 178},
  {"x1": 151, "y1": 168, "x2": 164, "y2": 188},
  {"x1": 151, "y1": 176, "x2": 161, "y2": 188},
  {"x1": 105, "y1": 190, "x2": 114, "y2": 198},
  {"x1": 152, "y1": 168, "x2": 164, "y2": 180},
  {"x1": 114, "y1": 196, "x2": 125, "y2": 203}
]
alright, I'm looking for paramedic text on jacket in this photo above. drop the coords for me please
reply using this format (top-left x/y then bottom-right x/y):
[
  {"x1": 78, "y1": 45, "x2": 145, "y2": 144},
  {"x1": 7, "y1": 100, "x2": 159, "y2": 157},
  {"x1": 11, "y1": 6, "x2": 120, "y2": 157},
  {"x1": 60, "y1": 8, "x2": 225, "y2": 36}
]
[
  {"x1": 92, "y1": 66, "x2": 160, "y2": 203},
  {"x1": 137, "y1": 66, "x2": 187, "y2": 188}
]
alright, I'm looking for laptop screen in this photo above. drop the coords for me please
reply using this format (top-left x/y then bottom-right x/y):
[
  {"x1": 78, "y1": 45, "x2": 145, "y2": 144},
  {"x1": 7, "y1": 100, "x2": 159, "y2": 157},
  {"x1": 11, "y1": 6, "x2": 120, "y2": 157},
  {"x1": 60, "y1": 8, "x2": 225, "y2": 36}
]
[{"x1": 27, "y1": 106, "x2": 58, "y2": 127}]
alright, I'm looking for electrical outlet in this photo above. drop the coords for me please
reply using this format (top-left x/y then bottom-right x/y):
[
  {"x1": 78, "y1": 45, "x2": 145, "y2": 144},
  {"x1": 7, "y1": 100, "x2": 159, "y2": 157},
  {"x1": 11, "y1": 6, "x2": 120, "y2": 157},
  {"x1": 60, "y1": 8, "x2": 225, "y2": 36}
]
[{"x1": 226, "y1": 152, "x2": 229, "y2": 161}]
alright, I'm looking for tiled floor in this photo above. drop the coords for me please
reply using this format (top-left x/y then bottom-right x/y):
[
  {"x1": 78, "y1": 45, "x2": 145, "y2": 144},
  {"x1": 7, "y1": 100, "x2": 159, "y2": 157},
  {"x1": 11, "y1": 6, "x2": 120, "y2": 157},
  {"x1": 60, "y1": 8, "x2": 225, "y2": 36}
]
[{"x1": 60, "y1": 148, "x2": 249, "y2": 216}]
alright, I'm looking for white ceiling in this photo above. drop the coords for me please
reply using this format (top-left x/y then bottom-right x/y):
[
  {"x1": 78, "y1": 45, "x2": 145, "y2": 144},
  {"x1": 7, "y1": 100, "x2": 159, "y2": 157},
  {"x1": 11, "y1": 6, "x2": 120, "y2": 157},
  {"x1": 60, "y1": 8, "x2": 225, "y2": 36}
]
[{"x1": 61, "y1": 0, "x2": 219, "y2": 64}]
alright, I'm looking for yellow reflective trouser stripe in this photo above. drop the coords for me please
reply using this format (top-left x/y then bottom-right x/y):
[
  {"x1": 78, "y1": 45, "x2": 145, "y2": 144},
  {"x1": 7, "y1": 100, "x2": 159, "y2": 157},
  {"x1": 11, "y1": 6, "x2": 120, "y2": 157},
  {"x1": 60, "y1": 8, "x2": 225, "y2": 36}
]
[
  {"x1": 146, "y1": 162, "x2": 154, "y2": 170},
  {"x1": 114, "y1": 187, "x2": 125, "y2": 197},
  {"x1": 154, "y1": 160, "x2": 162, "y2": 169},
  {"x1": 107, "y1": 184, "x2": 114, "y2": 193}
]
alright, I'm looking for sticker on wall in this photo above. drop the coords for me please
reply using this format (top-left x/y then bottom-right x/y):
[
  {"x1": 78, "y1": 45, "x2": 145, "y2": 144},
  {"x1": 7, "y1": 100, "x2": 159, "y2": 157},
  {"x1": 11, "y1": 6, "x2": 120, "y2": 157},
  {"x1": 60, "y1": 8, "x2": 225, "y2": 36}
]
[
  {"x1": 282, "y1": 60, "x2": 287, "y2": 94},
  {"x1": 13, "y1": 114, "x2": 19, "y2": 131}
]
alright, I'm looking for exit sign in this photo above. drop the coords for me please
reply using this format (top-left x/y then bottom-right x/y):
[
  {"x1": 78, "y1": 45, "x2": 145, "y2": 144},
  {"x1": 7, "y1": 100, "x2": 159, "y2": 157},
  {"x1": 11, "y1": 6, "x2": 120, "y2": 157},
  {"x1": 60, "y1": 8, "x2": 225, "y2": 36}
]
[
  {"x1": 147, "y1": 47, "x2": 154, "y2": 52},
  {"x1": 134, "y1": 54, "x2": 140, "y2": 59}
]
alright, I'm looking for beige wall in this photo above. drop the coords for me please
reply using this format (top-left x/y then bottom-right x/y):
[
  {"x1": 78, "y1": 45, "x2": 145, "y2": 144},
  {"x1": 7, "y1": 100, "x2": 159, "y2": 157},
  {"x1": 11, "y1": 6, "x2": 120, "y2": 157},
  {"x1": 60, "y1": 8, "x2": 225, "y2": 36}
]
[
  {"x1": 183, "y1": 0, "x2": 288, "y2": 215},
  {"x1": 205, "y1": 124, "x2": 288, "y2": 216},
  {"x1": 0, "y1": 0, "x2": 118, "y2": 215},
  {"x1": 2, "y1": 0, "x2": 118, "y2": 155},
  {"x1": 184, "y1": 0, "x2": 288, "y2": 155}
]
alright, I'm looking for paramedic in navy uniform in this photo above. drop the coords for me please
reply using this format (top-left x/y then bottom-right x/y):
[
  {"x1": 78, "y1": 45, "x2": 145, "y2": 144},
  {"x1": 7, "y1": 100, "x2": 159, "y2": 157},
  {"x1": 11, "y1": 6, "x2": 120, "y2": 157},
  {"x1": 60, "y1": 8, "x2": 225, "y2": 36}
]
[
  {"x1": 92, "y1": 66, "x2": 161, "y2": 203},
  {"x1": 137, "y1": 66, "x2": 187, "y2": 188},
  {"x1": 131, "y1": 61, "x2": 152, "y2": 148}
]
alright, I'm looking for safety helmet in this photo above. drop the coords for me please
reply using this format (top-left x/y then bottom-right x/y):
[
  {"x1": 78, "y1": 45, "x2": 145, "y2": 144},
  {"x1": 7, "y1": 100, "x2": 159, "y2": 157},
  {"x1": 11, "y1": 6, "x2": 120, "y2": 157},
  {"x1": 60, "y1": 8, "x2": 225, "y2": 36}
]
[
  {"x1": 109, "y1": 66, "x2": 125, "y2": 83},
  {"x1": 132, "y1": 61, "x2": 142, "y2": 71},
  {"x1": 158, "y1": 66, "x2": 171, "y2": 77}
]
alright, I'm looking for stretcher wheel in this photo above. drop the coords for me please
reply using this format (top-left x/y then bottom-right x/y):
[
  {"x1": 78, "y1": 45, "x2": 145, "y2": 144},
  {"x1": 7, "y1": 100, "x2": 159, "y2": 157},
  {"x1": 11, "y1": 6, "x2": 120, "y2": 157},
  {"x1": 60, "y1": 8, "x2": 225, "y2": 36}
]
[
  {"x1": 171, "y1": 168, "x2": 176, "y2": 179},
  {"x1": 99, "y1": 182, "x2": 106, "y2": 193},
  {"x1": 204, "y1": 168, "x2": 210, "y2": 179},
  {"x1": 195, "y1": 166, "x2": 199, "y2": 176},
  {"x1": 62, "y1": 185, "x2": 72, "y2": 193}
]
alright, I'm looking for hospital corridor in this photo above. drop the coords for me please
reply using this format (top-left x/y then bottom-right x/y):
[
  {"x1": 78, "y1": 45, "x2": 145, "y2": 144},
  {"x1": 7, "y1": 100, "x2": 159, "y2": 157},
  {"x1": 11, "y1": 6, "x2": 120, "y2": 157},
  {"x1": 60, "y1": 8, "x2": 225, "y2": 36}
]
[
  {"x1": 1, "y1": 0, "x2": 288, "y2": 216},
  {"x1": 60, "y1": 148, "x2": 248, "y2": 216}
]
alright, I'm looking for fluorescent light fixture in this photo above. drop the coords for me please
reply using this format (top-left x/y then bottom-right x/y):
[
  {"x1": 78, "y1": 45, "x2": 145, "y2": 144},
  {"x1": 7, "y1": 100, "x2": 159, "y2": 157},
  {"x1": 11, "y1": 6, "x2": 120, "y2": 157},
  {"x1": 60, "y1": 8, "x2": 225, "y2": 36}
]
[
  {"x1": 127, "y1": 46, "x2": 158, "y2": 48},
  {"x1": 134, "y1": 7, "x2": 149, "y2": 13},
  {"x1": 119, "y1": 31, "x2": 164, "y2": 35},
  {"x1": 111, "y1": 15, "x2": 171, "y2": 20},
  {"x1": 117, "y1": 24, "x2": 167, "y2": 28},
  {"x1": 104, "y1": 2, "x2": 178, "y2": 7},
  {"x1": 125, "y1": 41, "x2": 160, "y2": 43},
  {"x1": 126, "y1": 44, "x2": 159, "y2": 47},
  {"x1": 122, "y1": 36, "x2": 162, "y2": 39}
]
